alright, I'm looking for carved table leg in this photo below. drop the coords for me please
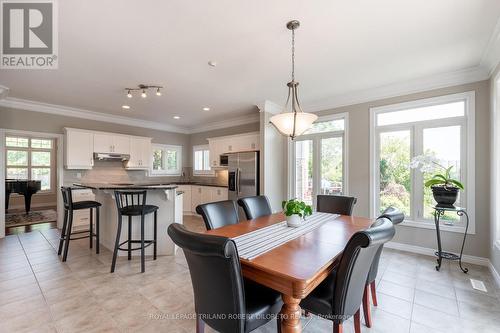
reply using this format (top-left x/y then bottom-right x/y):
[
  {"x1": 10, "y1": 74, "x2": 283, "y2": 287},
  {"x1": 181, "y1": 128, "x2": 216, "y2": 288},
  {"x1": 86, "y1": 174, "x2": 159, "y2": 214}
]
[{"x1": 280, "y1": 294, "x2": 302, "y2": 333}]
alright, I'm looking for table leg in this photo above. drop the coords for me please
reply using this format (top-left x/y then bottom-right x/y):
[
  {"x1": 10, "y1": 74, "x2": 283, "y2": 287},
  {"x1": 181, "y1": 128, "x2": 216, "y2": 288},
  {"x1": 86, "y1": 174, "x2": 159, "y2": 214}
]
[
  {"x1": 457, "y1": 211, "x2": 469, "y2": 274},
  {"x1": 280, "y1": 294, "x2": 302, "y2": 333},
  {"x1": 434, "y1": 211, "x2": 443, "y2": 271}
]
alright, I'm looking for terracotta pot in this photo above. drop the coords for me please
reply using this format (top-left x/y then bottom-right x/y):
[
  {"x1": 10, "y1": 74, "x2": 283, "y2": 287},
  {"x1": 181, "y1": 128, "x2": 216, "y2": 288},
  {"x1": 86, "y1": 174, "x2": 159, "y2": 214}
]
[{"x1": 431, "y1": 186, "x2": 459, "y2": 207}]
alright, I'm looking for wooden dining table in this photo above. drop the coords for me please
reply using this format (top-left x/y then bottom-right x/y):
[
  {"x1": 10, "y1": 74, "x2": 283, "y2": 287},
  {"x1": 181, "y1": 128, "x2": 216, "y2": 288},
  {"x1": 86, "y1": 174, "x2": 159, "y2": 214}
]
[{"x1": 204, "y1": 212, "x2": 374, "y2": 333}]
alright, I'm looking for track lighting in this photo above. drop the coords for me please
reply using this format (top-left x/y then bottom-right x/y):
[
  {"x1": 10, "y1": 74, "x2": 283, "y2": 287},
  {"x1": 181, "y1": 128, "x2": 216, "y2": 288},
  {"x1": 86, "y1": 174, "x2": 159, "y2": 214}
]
[
  {"x1": 156, "y1": 88, "x2": 162, "y2": 96},
  {"x1": 124, "y1": 84, "x2": 163, "y2": 99},
  {"x1": 141, "y1": 89, "x2": 147, "y2": 98},
  {"x1": 127, "y1": 90, "x2": 132, "y2": 98}
]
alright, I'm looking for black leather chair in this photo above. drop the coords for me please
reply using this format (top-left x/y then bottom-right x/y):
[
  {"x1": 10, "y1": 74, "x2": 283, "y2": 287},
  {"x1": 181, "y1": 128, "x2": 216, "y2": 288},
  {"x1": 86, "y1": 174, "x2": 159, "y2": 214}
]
[
  {"x1": 237, "y1": 196, "x2": 272, "y2": 220},
  {"x1": 300, "y1": 217, "x2": 395, "y2": 333},
  {"x1": 196, "y1": 200, "x2": 239, "y2": 230},
  {"x1": 58, "y1": 187, "x2": 101, "y2": 262},
  {"x1": 167, "y1": 223, "x2": 283, "y2": 333},
  {"x1": 362, "y1": 206, "x2": 404, "y2": 327},
  {"x1": 316, "y1": 195, "x2": 357, "y2": 216}
]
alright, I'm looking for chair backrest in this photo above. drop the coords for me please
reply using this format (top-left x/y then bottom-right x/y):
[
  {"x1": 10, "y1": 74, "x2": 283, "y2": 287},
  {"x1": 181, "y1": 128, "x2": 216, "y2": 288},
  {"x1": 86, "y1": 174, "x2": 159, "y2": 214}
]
[
  {"x1": 367, "y1": 206, "x2": 404, "y2": 283},
  {"x1": 237, "y1": 195, "x2": 272, "y2": 220},
  {"x1": 60, "y1": 186, "x2": 73, "y2": 209},
  {"x1": 114, "y1": 190, "x2": 147, "y2": 213},
  {"x1": 196, "y1": 200, "x2": 239, "y2": 230},
  {"x1": 167, "y1": 223, "x2": 245, "y2": 333},
  {"x1": 316, "y1": 195, "x2": 357, "y2": 216},
  {"x1": 332, "y1": 217, "x2": 395, "y2": 319}
]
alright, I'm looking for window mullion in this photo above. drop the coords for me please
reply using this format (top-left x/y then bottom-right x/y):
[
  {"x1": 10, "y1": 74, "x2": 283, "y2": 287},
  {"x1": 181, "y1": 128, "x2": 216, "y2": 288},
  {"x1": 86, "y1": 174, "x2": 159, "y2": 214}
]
[{"x1": 413, "y1": 124, "x2": 423, "y2": 221}]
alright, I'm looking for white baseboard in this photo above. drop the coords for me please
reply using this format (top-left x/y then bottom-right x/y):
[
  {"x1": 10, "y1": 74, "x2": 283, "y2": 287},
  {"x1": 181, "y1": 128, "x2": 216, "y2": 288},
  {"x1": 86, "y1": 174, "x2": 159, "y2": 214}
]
[
  {"x1": 385, "y1": 241, "x2": 490, "y2": 266},
  {"x1": 488, "y1": 261, "x2": 500, "y2": 288}
]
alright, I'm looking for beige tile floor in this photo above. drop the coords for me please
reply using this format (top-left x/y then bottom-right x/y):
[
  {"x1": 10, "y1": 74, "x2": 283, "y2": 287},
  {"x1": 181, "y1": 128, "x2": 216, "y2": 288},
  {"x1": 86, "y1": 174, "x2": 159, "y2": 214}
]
[{"x1": 1, "y1": 215, "x2": 500, "y2": 333}]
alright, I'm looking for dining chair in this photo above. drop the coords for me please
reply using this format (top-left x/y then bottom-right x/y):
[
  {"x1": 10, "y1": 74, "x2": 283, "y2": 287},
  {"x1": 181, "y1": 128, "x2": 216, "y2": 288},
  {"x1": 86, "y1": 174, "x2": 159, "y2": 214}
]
[
  {"x1": 316, "y1": 195, "x2": 357, "y2": 215},
  {"x1": 362, "y1": 206, "x2": 404, "y2": 327},
  {"x1": 196, "y1": 200, "x2": 239, "y2": 230},
  {"x1": 300, "y1": 217, "x2": 395, "y2": 333},
  {"x1": 167, "y1": 223, "x2": 283, "y2": 333},
  {"x1": 237, "y1": 195, "x2": 272, "y2": 220}
]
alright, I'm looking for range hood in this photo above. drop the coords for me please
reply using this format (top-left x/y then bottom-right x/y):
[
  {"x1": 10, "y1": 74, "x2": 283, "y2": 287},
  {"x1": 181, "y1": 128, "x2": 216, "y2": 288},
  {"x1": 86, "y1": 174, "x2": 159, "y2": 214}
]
[{"x1": 93, "y1": 153, "x2": 130, "y2": 161}]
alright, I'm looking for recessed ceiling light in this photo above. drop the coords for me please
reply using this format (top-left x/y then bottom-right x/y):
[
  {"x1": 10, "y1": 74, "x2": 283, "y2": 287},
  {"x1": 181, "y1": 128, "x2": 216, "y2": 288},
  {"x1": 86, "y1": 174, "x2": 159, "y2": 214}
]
[
  {"x1": 122, "y1": 105, "x2": 130, "y2": 110},
  {"x1": 173, "y1": 116, "x2": 180, "y2": 119},
  {"x1": 208, "y1": 60, "x2": 217, "y2": 67},
  {"x1": 202, "y1": 107, "x2": 210, "y2": 111}
]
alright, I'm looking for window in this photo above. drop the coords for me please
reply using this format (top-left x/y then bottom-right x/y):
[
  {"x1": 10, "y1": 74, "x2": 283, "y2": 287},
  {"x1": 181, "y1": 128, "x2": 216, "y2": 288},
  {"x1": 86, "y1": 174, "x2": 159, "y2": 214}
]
[
  {"x1": 370, "y1": 92, "x2": 475, "y2": 232},
  {"x1": 5, "y1": 136, "x2": 54, "y2": 191},
  {"x1": 193, "y1": 145, "x2": 214, "y2": 176},
  {"x1": 290, "y1": 114, "x2": 348, "y2": 206},
  {"x1": 150, "y1": 144, "x2": 182, "y2": 176}
]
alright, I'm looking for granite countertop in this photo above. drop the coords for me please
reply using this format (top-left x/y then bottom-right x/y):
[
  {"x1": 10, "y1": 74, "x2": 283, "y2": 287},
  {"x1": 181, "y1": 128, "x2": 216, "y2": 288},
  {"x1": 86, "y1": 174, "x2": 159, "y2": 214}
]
[{"x1": 73, "y1": 181, "x2": 228, "y2": 190}]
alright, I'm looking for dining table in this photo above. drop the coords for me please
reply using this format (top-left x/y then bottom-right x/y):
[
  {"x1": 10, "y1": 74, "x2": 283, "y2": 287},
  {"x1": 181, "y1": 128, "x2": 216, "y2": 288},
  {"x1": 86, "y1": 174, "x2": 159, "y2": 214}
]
[{"x1": 204, "y1": 212, "x2": 374, "y2": 333}]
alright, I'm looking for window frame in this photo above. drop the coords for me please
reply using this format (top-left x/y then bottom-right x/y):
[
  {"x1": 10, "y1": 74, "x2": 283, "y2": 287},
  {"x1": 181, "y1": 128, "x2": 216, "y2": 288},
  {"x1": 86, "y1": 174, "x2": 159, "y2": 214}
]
[
  {"x1": 5, "y1": 135, "x2": 55, "y2": 193},
  {"x1": 370, "y1": 91, "x2": 476, "y2": 234},
  {"x1": 192, "y1": 144, "x2": 215, "y2": 176},
  {"x1": 150, "y1": 144, "x2": 182, "y2": 176},
  {"x1": 493, "y1": 72, "x2": 500, "y2": 250},
  {"x1": 288, "y1": 113, "x2": 349, "y2": 207}
]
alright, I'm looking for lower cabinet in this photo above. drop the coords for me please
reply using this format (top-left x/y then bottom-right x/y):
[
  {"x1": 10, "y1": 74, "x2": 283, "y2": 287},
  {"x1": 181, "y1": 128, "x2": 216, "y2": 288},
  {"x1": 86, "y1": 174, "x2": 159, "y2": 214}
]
[
  {"x1": 177, "y1": 185, "x2": 228, "y2": 214},
  {"x1": 71, "y1": 189, "x2": 95, "y2": 231}
]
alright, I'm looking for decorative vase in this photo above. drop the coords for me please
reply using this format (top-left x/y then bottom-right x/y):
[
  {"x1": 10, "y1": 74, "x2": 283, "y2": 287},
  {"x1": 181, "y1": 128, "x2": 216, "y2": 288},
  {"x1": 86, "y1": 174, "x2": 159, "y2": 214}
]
[
  {"x1": 431, "y1": 186, "x2": 459, "y2": 207},
  {"x1": 286, "y1": 214, "x2": 302, "y2": 228}
]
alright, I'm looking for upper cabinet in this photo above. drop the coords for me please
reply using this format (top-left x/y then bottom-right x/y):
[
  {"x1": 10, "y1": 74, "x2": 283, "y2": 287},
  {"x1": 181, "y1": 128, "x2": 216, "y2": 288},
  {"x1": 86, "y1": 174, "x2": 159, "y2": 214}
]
[
  {"x1": 127, "y1": 137, "x2": 151, "y2": 169},
  {"x1": 93, "y1": 133, "x2": 130, "y2": 154},
  {"x1": 65, "y1": 128, "x2": 94, "y2": 169},
  {"x1": 208, "y1": 132, "x2": 260, "y2": 167},
  {"x1": 64, "y1": 128, "x2": 151, "y2": 170}
]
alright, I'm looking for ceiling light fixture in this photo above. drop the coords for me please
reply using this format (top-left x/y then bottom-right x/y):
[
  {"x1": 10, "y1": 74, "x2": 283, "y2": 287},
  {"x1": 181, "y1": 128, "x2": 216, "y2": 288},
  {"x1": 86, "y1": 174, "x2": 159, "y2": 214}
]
[
  {"x1": 173, "y1": 116, "x2": 180, "y2": 120},
  {"x1": 124, "y1": 84, "x2": 163, "y2": 98},
  {"x1": 208, "y1": 60, "x2": 217, "y2": 67},
  {"x1": 202, "y1": 107, "x2": 210, "y2": 111},
  {"x1": 269, "y1": 20, "x2": 317, "y2": 140},
  {"x1": 122, "y1": 105, "x2": 130, "y2": 110}
]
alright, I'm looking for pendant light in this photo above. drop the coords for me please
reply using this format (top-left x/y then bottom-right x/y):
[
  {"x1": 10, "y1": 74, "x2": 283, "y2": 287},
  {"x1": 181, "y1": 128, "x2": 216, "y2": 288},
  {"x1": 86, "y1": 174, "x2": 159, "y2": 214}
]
[{"x1": 270, "y1": 20, "x2": 317, "y2": 140}]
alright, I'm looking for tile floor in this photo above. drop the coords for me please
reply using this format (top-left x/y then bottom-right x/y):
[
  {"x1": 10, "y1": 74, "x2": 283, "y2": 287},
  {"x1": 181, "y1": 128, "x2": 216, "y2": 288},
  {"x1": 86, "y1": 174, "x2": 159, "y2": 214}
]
[{"x1": 1, "y1": 215, "x2": 500, "y2": 333}]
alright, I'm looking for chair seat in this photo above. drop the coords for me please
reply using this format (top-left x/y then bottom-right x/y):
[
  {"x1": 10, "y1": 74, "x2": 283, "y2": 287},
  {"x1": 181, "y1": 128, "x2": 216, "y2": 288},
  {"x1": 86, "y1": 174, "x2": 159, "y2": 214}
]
[
  {"x1": 71, "y1": 200, "x2": 102, "y2": 210},
  {"x1": 244, "y1": 279, "x2": 283, "y2": 332},
  {"x1": 300, "y1": 270, "x2": 337, "y2": 317},
  {"x1": 119, "y1": 204, "x2": 159, "y2": 216}
]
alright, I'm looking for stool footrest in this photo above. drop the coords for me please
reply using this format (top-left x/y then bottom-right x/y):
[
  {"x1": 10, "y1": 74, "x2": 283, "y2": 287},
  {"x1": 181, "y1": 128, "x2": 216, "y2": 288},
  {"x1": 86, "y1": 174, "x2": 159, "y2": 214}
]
[{"x1": 117, "y1": 239, "x2": 155, "y2": 252}]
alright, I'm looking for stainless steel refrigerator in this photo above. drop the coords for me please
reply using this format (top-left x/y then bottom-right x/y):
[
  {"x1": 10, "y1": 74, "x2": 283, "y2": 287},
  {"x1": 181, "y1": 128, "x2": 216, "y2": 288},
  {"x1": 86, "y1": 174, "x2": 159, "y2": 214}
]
[{"x1": 227, "y1": 151, "x2": 259, "y2": 219}]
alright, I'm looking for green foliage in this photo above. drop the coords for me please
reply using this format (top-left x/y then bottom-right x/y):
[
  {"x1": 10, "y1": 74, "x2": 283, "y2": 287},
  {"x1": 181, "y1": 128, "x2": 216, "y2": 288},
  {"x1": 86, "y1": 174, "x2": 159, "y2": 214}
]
[
  {"x1": 423, "y1": 165, "x2": 464, "y2": 189},
  {"x1": 282, "y1": 199, "x2": 313, "y2": 218}
]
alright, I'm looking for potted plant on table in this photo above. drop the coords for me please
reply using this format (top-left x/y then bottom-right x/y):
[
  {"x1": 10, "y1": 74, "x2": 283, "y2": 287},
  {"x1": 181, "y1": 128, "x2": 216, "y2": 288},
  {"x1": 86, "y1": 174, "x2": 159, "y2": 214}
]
[
  {"x1": 282, "y1": 199, "x2": 313, "y2": 227},
  {"x1": 410, "y1": 155, "x2": 464, "y2": 207}
]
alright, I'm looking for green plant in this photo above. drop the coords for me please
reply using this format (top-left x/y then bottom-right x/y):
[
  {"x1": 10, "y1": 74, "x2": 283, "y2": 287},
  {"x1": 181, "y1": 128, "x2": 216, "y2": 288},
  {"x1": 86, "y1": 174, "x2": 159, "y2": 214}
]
[
  {"x1": 410, "y1": 154, "x2": 464, "y2": 189},
  {"x1": 282, "y1": 199, "x2": 313, "y2": 218}
]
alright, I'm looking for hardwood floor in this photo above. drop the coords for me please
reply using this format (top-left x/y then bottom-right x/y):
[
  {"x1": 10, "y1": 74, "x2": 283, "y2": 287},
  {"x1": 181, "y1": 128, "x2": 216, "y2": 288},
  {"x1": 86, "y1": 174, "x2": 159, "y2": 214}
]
[{"x1": 5, "y1": 206, "x2": 58, "y2": 236}]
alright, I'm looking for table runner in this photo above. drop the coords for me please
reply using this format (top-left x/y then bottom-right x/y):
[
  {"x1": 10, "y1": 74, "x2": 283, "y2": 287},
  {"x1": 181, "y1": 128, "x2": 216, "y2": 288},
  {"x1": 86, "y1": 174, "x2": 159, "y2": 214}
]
[{"x1": 232, "y1": 212, "x2": 339, "y2": 260}]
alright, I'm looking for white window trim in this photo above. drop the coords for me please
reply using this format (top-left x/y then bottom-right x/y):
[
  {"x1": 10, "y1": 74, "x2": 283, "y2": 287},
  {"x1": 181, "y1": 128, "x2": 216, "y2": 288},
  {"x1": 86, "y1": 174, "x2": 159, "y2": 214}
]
[
  {"x1": 492, "y1": 70, "x2": 500, "y2": 249},
  {"x1": 193, "y1": 144, "x2": 215, "y2": 176},
  {"x1": 287, "y1": 112, "x2": 349, "y2": 205},
  {"x1": 369, "y1": 91, "x2": 476, "y2": 234},
  {"x1": 150, "y1": 144, "x2": 182, "y2": 176}
]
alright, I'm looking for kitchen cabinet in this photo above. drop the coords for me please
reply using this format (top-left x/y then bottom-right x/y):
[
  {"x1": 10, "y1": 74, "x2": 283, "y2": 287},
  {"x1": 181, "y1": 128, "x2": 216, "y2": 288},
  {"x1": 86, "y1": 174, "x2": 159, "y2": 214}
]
[
  {"x1": 180, "y1": 185, "x2": 228, "y2": 214},
  {"x1": 191, "y1": 186, "x2": 203, "y2": 212},
  {"x1": 127, "y1": 137, "x2": 151, "y2": 169},
  {"x1": 65, "y1": 128, "x2": 94, "y2": 169},
  {"x1": 93, "y1": 133, "x2": 130, "y2": 154},
  {"x1": 208, "y1": 139, "x2": 222, "y2": 168},
  {"x1": 208, "y1": 132, "x2": 259, "y2": 168},
  {"x1": 212, "y1": 187, "x2": 228, "y2": 202},
  {"x1": 71, "y1": 189, "x2": 95, "y2": 230},
  {"x1": 176, "y1": 185, "x2": 192, "y2": 213}
]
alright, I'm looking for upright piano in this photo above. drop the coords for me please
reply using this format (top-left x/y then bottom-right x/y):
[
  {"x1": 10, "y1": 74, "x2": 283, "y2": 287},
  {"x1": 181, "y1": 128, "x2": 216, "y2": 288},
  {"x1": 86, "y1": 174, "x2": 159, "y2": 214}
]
[{"x1": 5, "y1": 179, "x2": 42, "y2": 214}]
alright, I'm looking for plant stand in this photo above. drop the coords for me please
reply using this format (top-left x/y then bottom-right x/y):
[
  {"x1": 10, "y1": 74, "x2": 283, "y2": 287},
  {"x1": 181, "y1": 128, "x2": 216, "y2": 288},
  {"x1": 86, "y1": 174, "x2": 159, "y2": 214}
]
[{"x1": 433, "y1": 206, "x2": 469, "y2": 273}]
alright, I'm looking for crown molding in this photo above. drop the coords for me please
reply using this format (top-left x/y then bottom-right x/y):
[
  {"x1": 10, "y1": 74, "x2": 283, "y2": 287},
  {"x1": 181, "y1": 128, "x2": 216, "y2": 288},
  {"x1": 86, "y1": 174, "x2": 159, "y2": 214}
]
[
  {"x1": 303, "y1": 66, "x2": 490, "y2": 113},
  {"x1": 480, "y1": 15, "x2": 500, "y2": 76},
  {"x1": 0, "y1": 97, "x2": 190, "y2": 134},
  {"x1": 256, "y1": 100, "x2": 282, "y2": 115},
  {"x1": 187, "y1": 112, "x2": 260, "y2": 134}
]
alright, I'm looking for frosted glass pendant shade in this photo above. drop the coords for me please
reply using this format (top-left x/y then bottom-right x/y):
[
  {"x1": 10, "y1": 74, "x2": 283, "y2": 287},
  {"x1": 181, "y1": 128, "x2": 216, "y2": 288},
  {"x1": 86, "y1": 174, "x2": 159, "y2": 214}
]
[{"x1": 270, "y1": 112, "x2": 318, "y2": 138}]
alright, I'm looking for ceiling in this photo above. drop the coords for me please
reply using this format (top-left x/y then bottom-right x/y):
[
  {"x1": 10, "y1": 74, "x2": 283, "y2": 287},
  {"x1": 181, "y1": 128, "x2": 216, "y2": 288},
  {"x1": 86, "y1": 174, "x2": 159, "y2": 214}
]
[{"x1": 1, "y1": 0, "x2": 500, "y2": 132}]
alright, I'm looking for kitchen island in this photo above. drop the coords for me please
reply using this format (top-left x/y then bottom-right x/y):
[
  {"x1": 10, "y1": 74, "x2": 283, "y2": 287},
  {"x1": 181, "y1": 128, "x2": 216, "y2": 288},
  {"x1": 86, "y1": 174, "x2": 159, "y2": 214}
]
[{"x1": 74, "y1": 182, "x2": 181, "y2": 256}]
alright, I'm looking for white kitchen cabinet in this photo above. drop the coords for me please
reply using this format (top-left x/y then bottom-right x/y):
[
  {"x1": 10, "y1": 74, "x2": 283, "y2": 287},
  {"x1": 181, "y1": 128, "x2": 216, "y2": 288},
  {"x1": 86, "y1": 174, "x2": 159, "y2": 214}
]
[
  {"x1": 212, "y1": 187, "x2": 228, "y2": 202},
  {"x1": 127, "y1": 137, "x2": 151, "y2": 169},
  {"x1": 191, "y1": 186, "x2": 202, "y2": 212},
  {"x1": 201, "y1": 186, "x2": 212, "y2": 204},
  {"x1": 184, "y1": 185, "x2": 228, "y2": 213},
  {"x1": 65, "y1": 128, "x2": 94, "y2": 169},
  {"x1": 208, "y1": 139, "x2": 222, "y2": 167},
  {"x1": 71, "y1": 189, "x2": 95, "y2": 231},
  {"x1": 208, "y1": 132, "x2": 260, "y2": 164},
  {"x1": 93, "y1": 133, "x2": 130, "y2": 154},
  {"x1": 176, "y1": 185, "x2": 192, "y2": 213}
]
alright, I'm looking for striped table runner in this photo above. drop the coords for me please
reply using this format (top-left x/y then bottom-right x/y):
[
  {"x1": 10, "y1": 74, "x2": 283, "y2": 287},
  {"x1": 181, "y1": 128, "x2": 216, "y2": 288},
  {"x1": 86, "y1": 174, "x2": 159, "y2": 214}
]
[{"x1": 232, "y1": 212, "x2": 339, "y2": 260}]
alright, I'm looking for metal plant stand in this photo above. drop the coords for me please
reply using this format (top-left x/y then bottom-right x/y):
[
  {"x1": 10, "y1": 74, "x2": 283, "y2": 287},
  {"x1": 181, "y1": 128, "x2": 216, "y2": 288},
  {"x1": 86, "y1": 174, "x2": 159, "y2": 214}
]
[{"x1": 433, "y1": 206, "x2": 469, "y2": 273}]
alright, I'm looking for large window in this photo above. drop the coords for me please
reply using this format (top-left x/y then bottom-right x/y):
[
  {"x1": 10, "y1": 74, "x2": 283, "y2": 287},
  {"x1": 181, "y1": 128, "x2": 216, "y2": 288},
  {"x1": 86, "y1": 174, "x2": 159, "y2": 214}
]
[
  {"x1": 193, "y1": 145, "x2": 214, "y2": 176},
  {"x1": 371, "y1": 92, "x2": 475, "y2": 232},
  {"x1": 151, "y1": 144, "x2": 182, "y2": 176},
  {"x1": 5, "y1": 136, "x2": 54, "y2": 191},
  {"x1": 290, "y1": 114, "x2": 347, "y2": 206}
]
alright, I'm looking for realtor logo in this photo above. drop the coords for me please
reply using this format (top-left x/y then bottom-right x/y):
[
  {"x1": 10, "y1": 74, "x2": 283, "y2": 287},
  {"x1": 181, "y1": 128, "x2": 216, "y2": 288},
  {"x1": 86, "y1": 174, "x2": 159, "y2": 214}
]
[{"x1": 1, "y1": 0, "x2": 58, "y2": 69}]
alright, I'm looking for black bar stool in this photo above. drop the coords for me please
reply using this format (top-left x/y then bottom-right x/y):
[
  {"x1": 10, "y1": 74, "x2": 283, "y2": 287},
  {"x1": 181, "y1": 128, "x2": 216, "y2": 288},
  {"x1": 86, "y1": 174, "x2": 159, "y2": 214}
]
[
  {"x1": 111, "y1": 190, "x2": 159, "y2": 273},
  {"x1": 58, "y1": 187, "x2": 101, "y2": 262}
]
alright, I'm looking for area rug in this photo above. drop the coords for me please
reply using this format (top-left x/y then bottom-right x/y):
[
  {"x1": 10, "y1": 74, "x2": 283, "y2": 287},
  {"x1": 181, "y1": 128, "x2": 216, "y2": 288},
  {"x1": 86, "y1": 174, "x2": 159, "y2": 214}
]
[{"x1": 5, "y1": 209, "x2": 57, "y2": 228}]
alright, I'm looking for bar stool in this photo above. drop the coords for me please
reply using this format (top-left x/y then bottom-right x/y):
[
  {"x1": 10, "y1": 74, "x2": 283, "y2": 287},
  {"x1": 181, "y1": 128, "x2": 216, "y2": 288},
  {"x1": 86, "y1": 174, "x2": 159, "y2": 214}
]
[
  {"x1": 58, "y1": 187, "x2": 101, "y2": 262},
  {"x1": 111, "y1": 190, "x2": 159, "y2": 273}
]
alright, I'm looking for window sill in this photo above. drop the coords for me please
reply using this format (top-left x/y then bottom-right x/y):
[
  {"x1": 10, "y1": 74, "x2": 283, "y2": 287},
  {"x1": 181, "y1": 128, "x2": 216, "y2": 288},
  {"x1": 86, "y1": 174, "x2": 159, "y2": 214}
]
[
  {"x1": 148, "y1": 172, "x2": 181, "y2": 177},
  {"x1": 192, "y1": 172, "x2": 216, "y2": 177},
  {"x1": 398, "y1": 219, "x2": 475, "y2": 235}
]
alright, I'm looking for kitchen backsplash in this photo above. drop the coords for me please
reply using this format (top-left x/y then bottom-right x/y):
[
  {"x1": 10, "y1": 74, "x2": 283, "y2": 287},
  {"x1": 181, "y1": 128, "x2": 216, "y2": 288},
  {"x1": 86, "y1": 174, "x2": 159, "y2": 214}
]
[{"x1": 63, "y1": 161, "x2": 228, "y2": 186}]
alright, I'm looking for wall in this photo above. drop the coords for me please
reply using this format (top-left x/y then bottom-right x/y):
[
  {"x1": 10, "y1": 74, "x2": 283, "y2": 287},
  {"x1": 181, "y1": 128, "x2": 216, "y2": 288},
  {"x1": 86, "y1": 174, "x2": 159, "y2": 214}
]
[
  {"x1": 314, "y1": 80, "x2": 491, "y2": 258},
  {"x1": 490, "y1": 64, "x2": 500, "y2": 275}
]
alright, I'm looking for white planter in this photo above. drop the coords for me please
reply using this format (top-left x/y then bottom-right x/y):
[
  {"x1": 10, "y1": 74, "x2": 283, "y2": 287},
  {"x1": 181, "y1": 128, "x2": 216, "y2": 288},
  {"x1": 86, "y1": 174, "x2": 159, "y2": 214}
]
[{"x1": 286, "y1": 214, "x2": 303, "y2": 228}]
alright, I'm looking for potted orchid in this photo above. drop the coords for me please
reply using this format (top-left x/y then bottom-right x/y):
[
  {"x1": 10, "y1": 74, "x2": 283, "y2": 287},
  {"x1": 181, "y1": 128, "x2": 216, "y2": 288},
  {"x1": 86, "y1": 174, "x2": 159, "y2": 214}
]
[
  {"x1": 282, "y1": 199, "x2": 313, "y2": 227},
  {"x1": 410, "y1": 154, "x2": 464, "y2": 207}
]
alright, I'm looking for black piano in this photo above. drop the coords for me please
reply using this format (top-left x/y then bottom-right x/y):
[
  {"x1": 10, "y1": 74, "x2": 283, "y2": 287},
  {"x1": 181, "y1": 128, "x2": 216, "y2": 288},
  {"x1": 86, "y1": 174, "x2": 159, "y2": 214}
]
[{"x1": 5, "y1": 179, "x2": 42, "y2": 214}]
